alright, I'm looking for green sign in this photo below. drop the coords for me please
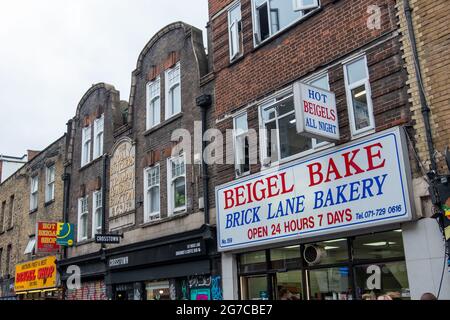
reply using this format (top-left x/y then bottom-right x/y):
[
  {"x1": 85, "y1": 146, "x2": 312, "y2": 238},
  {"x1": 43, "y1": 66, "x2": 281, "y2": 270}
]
[{"x1": 56, "y1": 223, "x2": 74, "y2": 246}]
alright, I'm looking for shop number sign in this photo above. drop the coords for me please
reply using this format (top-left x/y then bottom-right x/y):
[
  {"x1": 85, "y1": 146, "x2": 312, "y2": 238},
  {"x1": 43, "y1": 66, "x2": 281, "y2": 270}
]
[{"x1": 215, "y1": 127, "x2": 413, "y2": 252}]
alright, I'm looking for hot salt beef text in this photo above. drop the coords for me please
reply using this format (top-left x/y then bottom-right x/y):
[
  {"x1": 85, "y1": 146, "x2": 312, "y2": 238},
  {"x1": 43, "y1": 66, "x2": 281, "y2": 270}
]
[{"x1": 307, "y1": 143, "x2": 388, "y2": 210}]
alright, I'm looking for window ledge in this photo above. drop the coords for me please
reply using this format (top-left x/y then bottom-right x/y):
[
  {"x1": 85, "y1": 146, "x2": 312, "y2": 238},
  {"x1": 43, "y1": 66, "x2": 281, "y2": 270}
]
[
  {"x1": 79, "y1": 156, "x2": 103, "y2": 172},
  {"x1": 229, "y1": 54, "x2": 245, "y2": 68},
  {"x1": 144, "y1": 113, "x2": 183, "y2": 136},
  {"x1": 29, "y1": 208, "x2": 38, "y2": 215},
  {"x1": 140, "y1": 212, "x2": 189, "y2": 228},
  {"x1": 75, "y1": 239, "x2": 95, "y2": 247},
  {"x1": 351, "y1": 129, "x2": 376, "y2": 141},
  {"x1": 44, "y1": 200, "x2": 55, "y2": 207}
]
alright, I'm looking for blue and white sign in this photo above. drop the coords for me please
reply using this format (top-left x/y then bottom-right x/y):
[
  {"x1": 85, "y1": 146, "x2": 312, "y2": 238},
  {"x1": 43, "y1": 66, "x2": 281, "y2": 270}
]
[
  {"x1": 215, "y1": 127, "x2": 414, "y2": 252},
  {"x1": 294, "y1": 81, "x2": 339, "y2": 142}
]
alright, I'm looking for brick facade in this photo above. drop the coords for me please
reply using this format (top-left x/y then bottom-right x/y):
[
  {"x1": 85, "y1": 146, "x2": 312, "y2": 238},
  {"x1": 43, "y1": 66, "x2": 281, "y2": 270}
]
[
  {"x1": 208, "y1": 0, "x2": 412, "y2": 198},
  {"x1": 0, "y1": 136, "x2": 65, "y2": 296},
  {"x1": 398, "y1": 0, "x2": 450, "y2": 174},
  {"x1": 65, "y1": 83, "x2": 126, "y2": 258}
]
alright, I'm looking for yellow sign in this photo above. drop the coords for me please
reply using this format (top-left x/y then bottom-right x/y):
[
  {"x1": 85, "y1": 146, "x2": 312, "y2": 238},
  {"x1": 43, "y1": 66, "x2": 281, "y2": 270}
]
[{"x1": 14, "y1": 256, "x2": 58, "y2": 293}]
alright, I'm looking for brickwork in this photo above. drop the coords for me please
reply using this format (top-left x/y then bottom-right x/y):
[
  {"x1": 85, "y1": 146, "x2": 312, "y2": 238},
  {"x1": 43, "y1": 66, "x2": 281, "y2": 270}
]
[
  {"x1": 397, "y1": 0, "x2": 450, "y2": 174},
  {"x1": 0, "y1": 136, "x2": 65, "y2": 285},
  {"x1": 208, "y1": 0, "x2": 411, "y2": 202}
]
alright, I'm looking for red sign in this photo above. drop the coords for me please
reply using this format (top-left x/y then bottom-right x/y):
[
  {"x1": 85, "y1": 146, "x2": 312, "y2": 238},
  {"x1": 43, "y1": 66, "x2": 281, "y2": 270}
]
[{"x1": 37, "y1": 222, "x2": 60, "y2": 252}]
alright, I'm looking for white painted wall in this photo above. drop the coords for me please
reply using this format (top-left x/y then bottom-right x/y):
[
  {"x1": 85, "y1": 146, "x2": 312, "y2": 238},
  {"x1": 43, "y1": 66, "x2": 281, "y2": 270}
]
[
  {"x1": 221, "y1": 253, "x2": 239, "y2": 300},
  {"x1": 403, "y1": 218, "x2": 450, "y2": 300}
]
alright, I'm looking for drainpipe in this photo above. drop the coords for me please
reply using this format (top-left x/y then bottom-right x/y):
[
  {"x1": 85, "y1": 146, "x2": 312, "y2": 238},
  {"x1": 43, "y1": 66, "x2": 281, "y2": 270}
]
[
  {"x1": 196, "y1": 94, "x2": 212, "y2": 225},
  {"x1": 101, "y1": 154, "x2": 109, "y2": 234},
  {"x1": 60, "y1": 167, "x2": 70, "y2": 300},
  {"x1": 101, "y1": 153, "x2": 113, "y2": 299},
  {"x1": 403, "y1": 0, "x2": 437, "y2": 173},
  {"x1": 61, "y1": 168, "x2": 71, "y2": 260}
]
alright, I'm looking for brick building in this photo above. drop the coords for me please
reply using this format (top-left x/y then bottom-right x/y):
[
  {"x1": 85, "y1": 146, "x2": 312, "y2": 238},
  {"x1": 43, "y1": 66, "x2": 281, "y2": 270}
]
[
  {"x1": 58, "y1": 22, "x2": 222, "y2": 300},
  {"x1": 396, "y1": 0, "x2": 450, "y2": 299},
  {"x1": 208, "y1": 0, "x2": 450, "y2": 300},
  {"x1": 0, "y1": 137, "x2": 66, "y2": 300}
]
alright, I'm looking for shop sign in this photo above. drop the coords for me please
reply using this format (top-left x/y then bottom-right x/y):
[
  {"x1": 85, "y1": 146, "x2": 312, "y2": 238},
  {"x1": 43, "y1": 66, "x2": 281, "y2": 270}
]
[
  {"x1": 37, "y1": 222, "x2": 60, "y2": 253},
  {"x1": 108, "y1": 239, "x2": 206, "y2": 270},
  {"x1": 216, "y1": 127, "x2": 413, "y2": 252},
  {"x1": 14, "y1": 256, "x2": 58, "y2": 293},
  {"x1": 56, "y1": 223, "x2": 74, "y2": 247},
  {"x1": 293, "y1": 81, "x2": 339, "y2": 142},
  {"x1": 173, "y1": 241, "x2": 204, "y2": 257},
  {"x1": 109, "y1": 138, "x2": 136, "y2": 231},
  {"x1": 95, "y1": 234, "x2": 122, "y2": 244},
  {"x1": 109, "y1": 256, "x2": 129, "y2": 268}
]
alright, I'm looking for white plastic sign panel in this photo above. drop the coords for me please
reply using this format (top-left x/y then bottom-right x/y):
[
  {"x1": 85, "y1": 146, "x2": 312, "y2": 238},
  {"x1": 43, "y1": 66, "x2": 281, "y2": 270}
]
[
  {"x1": 294, "y1": 81, "x2": 339, "y2": 142},
  {"x1": 215, "y1": 127, "x2": 413, "y2": 252}
]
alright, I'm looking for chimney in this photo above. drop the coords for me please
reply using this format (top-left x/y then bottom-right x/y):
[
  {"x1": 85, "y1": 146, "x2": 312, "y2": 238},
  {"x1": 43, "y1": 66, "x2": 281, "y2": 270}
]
[{"x1": 27, "y1": 150, "x2": 40, "y2": 161}]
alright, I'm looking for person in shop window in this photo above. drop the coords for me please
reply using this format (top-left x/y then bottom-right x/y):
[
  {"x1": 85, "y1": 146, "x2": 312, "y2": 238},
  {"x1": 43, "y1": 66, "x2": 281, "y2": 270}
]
[{"x1": 278, "y1": 288, "x2": 300, "y2": 300}]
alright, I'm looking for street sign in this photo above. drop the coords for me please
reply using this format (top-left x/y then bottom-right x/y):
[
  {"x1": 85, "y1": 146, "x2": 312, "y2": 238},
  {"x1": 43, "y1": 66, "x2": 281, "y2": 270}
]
[{"x1": 95, "y1": 234, "x2": 122, "y2": 244}]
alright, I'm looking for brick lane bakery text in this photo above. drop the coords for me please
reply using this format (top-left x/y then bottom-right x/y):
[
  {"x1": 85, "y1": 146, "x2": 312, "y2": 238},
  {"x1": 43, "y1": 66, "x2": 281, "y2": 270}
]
[{"x1": 217, "y1": 129, "x2": 412, "y2": 251}]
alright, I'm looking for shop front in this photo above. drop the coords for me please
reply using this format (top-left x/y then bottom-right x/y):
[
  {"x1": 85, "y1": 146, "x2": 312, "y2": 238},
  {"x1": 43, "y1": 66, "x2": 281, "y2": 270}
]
[
  {"x1": 216, "y1": 127, "x2": 417, "y2": 300},
  {"x1": 107, "y1": 225, "x2": 223, "y2": 300},
  {"x1": 0, "y1": 278, "x2": 16, "y2": 300},
  {"x1": 14, "y1": 256, "x2": 63, "y2": 300},
  {"x1": 58, "y1": 252, "x2": 107, "y2": 300},
  {"x1": 238, "y1": 229, "x2": 409, "y2": 300}
]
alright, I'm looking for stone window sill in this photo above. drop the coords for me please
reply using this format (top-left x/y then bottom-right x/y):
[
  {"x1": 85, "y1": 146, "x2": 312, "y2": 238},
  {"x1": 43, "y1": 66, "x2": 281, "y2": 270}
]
[
  {"x1": 144, "y1": 113, "x2": 183, "y2": 136},
  {"x1": 140, "y1": 212, "x2": 189, "y2": 228}
]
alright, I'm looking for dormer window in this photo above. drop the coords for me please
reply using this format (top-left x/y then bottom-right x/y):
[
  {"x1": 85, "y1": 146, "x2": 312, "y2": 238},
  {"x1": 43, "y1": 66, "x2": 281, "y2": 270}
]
[
  {"x1": 93, "y1": 114, "x2": 104, "y2": 159},
  {"x1": 165, "y1": 62, "x2": 181, "y2": 119},
  {"x1": 147, "y1": 77, "x2": 161, "y2": 129},
  {"x1": 81, "y1": 124, "x2": 92, "y2": 167}
]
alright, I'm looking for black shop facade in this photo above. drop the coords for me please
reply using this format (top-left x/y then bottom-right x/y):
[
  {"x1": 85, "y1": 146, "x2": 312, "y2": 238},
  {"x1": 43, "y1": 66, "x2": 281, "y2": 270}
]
[{"x1": 106, "y1": 225, "x2": 222, "y2": 300}]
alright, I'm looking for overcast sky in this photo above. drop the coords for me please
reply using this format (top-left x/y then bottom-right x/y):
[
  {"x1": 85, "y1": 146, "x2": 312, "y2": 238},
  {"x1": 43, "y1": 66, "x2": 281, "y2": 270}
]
[{"x1": 0, "y1": 0, "x2": 208, "y2": 157}]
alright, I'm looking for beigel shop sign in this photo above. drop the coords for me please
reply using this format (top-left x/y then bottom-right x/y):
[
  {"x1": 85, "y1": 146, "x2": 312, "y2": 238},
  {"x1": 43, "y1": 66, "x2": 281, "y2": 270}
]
[
  {"x1": 215, "y1": 127, "x2": 413, "y2": 252},
  {"x1": 293, "y1": 81, "x2": 339, "y2": 142}
]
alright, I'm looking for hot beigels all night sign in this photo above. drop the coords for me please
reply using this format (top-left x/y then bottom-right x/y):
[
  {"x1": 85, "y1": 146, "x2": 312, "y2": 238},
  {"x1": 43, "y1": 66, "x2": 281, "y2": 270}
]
[{"x1": 215, "y1": 127, "x2": 413, "y2": 252}]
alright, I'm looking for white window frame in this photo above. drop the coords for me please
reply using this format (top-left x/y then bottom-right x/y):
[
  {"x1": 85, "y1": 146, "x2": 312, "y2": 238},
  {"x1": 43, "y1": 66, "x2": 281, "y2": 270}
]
[
  {"x1": 30, "y1": 176, "x2": 39, "y2": 211},
  {"x1": 92, "y1": 191, "x2": 102, "y2": 238},
  {"x1": 45, "y1": 165, "x2": 55, "y2": 203},
  {"x1": 146, "y1": 77, "x2": 161, "y2": 130},
  {"x1": 24, "y1": 236, "x2": 36, "y2": 255},
  {"x1": 293, "y1": 0, "x2": 319, "y2": 11},
  {"x1": 167, "y1": 154, "x2": 187, "y2": 216},
  {"x1": 228, "y1": 2, "x2": 243, "y2": 61},
  {"x1": 258, "y1": 82, "x2": 332, "y2": 168},
  {"x1": 77, "y1": 196, "x2": 89, "y2": 241},
  {"x1": 81, "y1": 125, "x2": 92, "y2": 167},
  {"x1": 144, "y1": 164, "x2": 161, "y2": 223},
  {"x1": 233, "y1": 112, "x2": 251, "y2": 177},
  {"x1": 251, "y1": 0, "x2": 320, "y2": 46},
  {"x1": 343, "y1": 55, "x2": 375, "y2": 138},
  {"x1": 165, "y1": 62, "x2": 181, "y2": 120},
  {"x1": 93, "y1": 115, "x2": 104, "y2": 159}
]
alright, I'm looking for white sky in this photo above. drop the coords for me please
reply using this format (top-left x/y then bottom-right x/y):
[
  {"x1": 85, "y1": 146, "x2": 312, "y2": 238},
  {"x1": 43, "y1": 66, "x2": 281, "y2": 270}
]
[{"x1": 0, "y1": 0, "x2": 208, "y2": 156}]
